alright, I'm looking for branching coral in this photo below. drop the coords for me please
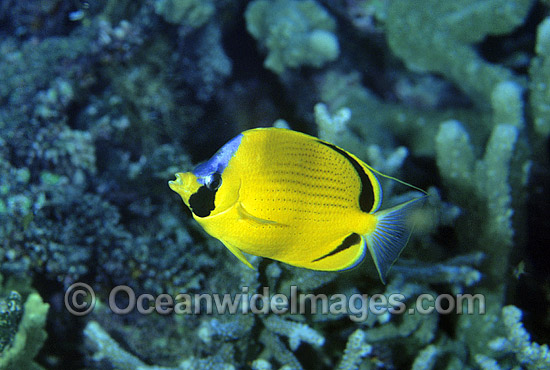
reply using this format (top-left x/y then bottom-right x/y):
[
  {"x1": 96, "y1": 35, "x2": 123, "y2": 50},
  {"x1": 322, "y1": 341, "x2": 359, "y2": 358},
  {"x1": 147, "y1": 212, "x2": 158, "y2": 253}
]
[
  {"x1": 245, "y1": 0, "x2": 339, "y2": 74},
  {"x1": 263, "y1": 315, "x2": 325, "y2": 351},
  {"x1": 488, "y1": 306, "x2": 550, "y2": 370},
  {"x1": 435, "y1": 115, "x2": 529, "y2": 285},
  {"x1": 387, "y1": 0, "x2": 532, "y2": 104},
  {"x1": 84, "y1": 320, "x2": 237, "y2": 370},
  {"x1": 336, "y1": 329, "x2": 372, "y2": 370},
  {"x1": 529, "y1": 16, "x2": 550, "y2": 137}
]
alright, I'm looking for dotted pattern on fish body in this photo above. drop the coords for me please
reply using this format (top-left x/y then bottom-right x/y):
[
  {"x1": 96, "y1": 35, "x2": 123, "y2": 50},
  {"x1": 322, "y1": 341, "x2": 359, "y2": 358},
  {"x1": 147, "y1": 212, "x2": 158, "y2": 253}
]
[
  {"x1": 243, "y1": 139, "x2": 360, "y2": 222},
  {"x1": 226, "y1": 129, "x2": 372, "y2": 262}
]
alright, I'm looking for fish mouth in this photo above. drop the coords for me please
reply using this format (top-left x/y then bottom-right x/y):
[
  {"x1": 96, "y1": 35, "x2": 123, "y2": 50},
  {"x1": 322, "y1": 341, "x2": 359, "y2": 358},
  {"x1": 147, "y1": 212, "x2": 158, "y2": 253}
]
[{"x1": 169, "y1": 172, "x2": 200, "y2": 207}]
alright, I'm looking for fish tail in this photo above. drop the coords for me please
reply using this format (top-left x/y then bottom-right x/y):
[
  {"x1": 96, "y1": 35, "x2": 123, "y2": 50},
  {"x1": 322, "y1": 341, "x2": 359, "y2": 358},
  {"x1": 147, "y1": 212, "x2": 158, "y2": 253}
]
[{"x1": 364, "y1": 196, "x2": 426, "y2": 284}]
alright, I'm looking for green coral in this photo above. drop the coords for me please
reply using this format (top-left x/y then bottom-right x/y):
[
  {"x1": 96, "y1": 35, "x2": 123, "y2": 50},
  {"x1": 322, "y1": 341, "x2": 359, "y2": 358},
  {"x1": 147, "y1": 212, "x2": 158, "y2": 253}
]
[
  {"x1": 0, "y1": 292, "x2": 49, "y2": 370},
  {"x1": 435, "y1": 120, "x2": 525, "y2": 283},
  {"x1": 387, "y1": 0, "x2": 532, "y2": 104},
  {"x1": 154, "y1": 0, "x2": 214, "y2": 28},
  {"x1": 0, "y1": 291, "x2": 23, "y2": 353},
  {"x1": 435, "y1": 80, "x2": 529, "y2": 286},
  {"x1": 317, "y1": 70, "x2": 490, "y2": 157},
  {"x1": 529, "y1": 16, "x2": 550, "y2": 137},
  {"x1": 245, "y1": 0, "x2": 339, "y2": 74}
]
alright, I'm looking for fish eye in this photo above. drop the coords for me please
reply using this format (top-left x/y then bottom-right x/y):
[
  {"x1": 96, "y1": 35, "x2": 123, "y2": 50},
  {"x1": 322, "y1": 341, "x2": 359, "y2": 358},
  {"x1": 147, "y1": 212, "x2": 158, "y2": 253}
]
[{"x1": 207, "y1": 173, "x2": 222, "y2": 191}]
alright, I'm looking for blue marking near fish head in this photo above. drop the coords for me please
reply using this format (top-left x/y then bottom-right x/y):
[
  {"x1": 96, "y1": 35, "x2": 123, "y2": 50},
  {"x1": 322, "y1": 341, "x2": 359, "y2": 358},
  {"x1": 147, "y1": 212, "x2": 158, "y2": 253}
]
[{"x1": 193, "y1": 134, "x2": 243, "y2": 187}]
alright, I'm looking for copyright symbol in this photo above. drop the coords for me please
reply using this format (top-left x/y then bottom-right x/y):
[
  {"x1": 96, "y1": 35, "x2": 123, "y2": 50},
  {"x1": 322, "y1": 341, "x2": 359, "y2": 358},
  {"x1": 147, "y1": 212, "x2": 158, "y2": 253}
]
[{"x1": 64, "y1": 282, "x2": 96, "y2": 316}]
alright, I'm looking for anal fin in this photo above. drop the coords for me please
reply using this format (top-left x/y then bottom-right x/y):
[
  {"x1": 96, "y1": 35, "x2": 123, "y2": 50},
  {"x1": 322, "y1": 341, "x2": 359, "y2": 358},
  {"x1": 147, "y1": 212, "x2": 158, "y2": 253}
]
[{"x1": 221, "y1": 240, "x2": 255, "y2": 270}]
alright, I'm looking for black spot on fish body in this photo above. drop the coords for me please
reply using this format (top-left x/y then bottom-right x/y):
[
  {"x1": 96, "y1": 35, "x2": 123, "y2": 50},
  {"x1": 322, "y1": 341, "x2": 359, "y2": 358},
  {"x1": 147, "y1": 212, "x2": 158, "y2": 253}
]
[
  {"x1": 189, "y1": 185, "x2": 217, "y2": 217},
  {"x1": 317, "y1": 141, "x2": 375, "y2": 213},
  {"x1": 312, "y1": 233, "x2": 361, "y2": 262}
]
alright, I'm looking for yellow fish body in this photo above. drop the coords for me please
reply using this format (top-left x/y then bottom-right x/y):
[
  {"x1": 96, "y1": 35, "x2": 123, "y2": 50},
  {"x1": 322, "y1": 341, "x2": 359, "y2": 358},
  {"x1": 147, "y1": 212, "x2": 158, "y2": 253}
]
[{"x1": 169, "y1": 128, "x2": 422, "y2": 283}]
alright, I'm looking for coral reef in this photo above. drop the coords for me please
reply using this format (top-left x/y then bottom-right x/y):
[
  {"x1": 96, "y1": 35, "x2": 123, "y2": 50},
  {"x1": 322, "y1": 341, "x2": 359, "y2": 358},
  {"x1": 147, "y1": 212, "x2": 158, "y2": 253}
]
[{"x1": 0, "y1": 0, "x2": 548, "y2": 369}]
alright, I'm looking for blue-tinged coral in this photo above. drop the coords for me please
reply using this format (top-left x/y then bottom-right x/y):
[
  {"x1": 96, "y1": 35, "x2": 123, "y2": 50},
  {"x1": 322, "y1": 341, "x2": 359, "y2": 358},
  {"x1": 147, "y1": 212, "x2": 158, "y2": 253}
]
[
  {"x1": 263, "y1": 315, "x2": 325, "y2": 351},
  {"x1": 245, "y1": 0, "x2": 340, "y2": 74},
  {"x1": 178, "y1": 23, "x2": 233, "y2": 102},
  {"x1": 84, "y1": 318, "x2": 241, "y2": 369},
  {"x1": 387, "y1": 0, "x2": 532, "y2": 104},
  {"x1": 411, "y1": 344, "x2": 439, "y2": 370},
  {"x1": 488, "y1": 306, "x2": 550, "y2": 370},
  {"x1": 336, "y1": 329, "x2": 372, "y2": 370}
]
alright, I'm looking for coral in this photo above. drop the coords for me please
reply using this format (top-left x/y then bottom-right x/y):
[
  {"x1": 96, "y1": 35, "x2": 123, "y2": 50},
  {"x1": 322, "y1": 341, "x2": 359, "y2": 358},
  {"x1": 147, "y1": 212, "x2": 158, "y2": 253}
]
[
  {"x1": 314, "y1": 102, "x2": 351, "y2": 144},
  {"x1": 461, "y1": 304, "x2": 550, "y2": 370},
  {"x1": 278, "y1": 266, "x2": 340, "y2": 295},
  {"x1": 475, "y1": 354, "x2": 503, "y2": 370},
  {"x1": 391, "y1": 253, "x2": 484, "y2": 290},
  {"x1": 328, "y1": 0, "x2": 389, "y2": 35},
  {"x1": 529, "y1": 16, "x2": 550, "y2": 137},
  {"x1": 0, "y1": 291, "x2": 23, "y2": 353},
  {"x1": 0, "y1": 292, "x2": 49, "y2": 370},
  {"x1": 154, "y1": 0, "x2": 214, "y2": 28},
  {"x1": 0, "y1": 1, "x2": 547, "y2": 369},
  {"x1": 386, "y1": 0, "x2": 532, "y2": 104},
  {"x1": 0, "y1": 0, "x2": 75, "y2": 38},
  {"x1": 411, "y1": 344, "x2": 438, "y2": 370},
  {"x1": 336, "y1": 329, "x2": 372, "y2": 370},
  {"x1": 198, "y1": 315, "x2": 255, "y2": 343},
  {"x1": 263, "y1": 316, "x2": 325, "y2": 351},
  {"x1": 84, "y1": 320, "x2": 237, "y2": 370},
  {"x1": 251, "y1": 358, "x2": 272, "y2": 370},
  {"x1": 435, "y1": 112, "x2": 530, "y2": 285},
  {"x1": 179, "y1": 23, "x2": 233, "y2": 102},
  {"x1": 489, "y1": 305, "x2": 550, "y2": 370},
  {"x1": 0, "y1": 155, "x2": 132, "y2": 283},
  {"x1": 94, "y1": 18, "x2": 144, "y2": 62},
  {"x1": 316, "y1": 70, "x2": 488, "y2": 157},
  {"x1": 259, "y1": 329, "x2": 303, "y2": 370},
  {"x1": 245, "y1": 0, "x2": 339, "y2": 74},
  {"x1": 84, "y1": 321, "x2": 147, "y2": 369}
]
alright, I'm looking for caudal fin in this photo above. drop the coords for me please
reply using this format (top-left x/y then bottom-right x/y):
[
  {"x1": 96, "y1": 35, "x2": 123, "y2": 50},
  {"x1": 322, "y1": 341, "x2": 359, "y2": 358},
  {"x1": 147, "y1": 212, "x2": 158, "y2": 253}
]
[{"x1": 365, "y1": 196, "x2": 426, "y2": 284}]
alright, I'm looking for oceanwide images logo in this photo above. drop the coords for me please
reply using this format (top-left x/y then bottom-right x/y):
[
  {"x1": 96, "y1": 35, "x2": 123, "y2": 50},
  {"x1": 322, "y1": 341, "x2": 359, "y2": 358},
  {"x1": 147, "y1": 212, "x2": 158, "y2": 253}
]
[{"x1": 64, "y1": 283, "x2": 485, "y2": 321}]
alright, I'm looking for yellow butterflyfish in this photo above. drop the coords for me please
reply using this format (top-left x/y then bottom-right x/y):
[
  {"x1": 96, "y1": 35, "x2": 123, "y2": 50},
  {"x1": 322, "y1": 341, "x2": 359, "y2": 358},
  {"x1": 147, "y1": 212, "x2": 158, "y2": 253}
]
[{"x1": 169, "y1": 128, "x2": 424, "y2": 283}]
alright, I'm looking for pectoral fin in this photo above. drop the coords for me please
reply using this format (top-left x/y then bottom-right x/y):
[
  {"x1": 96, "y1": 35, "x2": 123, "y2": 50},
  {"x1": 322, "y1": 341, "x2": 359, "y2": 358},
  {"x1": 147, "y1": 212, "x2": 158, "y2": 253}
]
[
  {"x1": 237, "y1": 202, "x2": 278, "y2": 225},
  {"x1": 221, "y1": 240, "x2": 255, "y2": 269}
]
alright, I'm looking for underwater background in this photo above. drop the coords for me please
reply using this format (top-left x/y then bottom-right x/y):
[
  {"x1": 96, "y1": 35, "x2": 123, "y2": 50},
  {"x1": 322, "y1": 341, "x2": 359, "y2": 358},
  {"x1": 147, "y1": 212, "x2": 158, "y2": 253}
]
[{"x1": 0, "y1": 0, "x2": 549, "y2": 369}]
